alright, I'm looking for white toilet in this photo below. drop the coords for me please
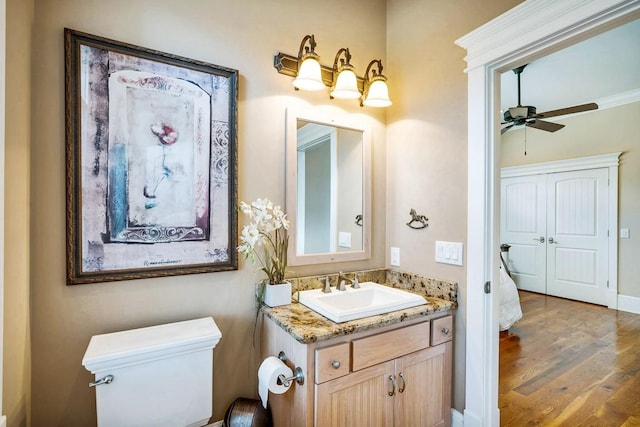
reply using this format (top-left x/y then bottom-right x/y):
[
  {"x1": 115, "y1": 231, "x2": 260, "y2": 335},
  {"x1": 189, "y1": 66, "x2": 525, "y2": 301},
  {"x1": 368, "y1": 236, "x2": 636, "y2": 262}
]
[{"x1": 82, "y1": 317, "x2": 222, "y2": 427}]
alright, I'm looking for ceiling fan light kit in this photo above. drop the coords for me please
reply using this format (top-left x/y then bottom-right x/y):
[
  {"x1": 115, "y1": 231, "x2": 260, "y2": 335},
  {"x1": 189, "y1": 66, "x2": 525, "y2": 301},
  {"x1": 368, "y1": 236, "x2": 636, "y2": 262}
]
[
  {"x1": 507, "y1": 106, "x2": 531, "y2": 119},
  {"x1": 501, "y1": 64, "x2": 598, "y2": 135}
]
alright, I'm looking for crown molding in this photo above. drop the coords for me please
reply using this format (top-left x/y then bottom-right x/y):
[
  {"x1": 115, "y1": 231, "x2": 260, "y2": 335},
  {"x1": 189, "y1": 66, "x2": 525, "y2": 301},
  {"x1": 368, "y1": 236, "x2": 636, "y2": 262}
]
[
  {"x1": 455, "y1": 0, "x2": 640, "y2": 71},
  {"x1": 597, "y1": 87, "x2": 640, "y2": 109},
  {"x1": 501, "y1": 152, "x2": 621, "y2": 177}
]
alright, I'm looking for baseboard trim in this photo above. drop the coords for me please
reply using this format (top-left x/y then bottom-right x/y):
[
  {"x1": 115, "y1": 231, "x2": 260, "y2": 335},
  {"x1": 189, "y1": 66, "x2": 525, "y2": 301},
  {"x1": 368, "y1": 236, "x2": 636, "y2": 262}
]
[
  {"x1": 618, "y1": 294, "x2": 640, "y2": 314},
  {"x1": 0, "y1": 415, "x2": 6, "y2": 427},
  {"x1": 452, "y1": 409, "x2": 464, "y2": 427},
  {"x1": 462, "y1": 408, "x2": 482, "y2": 427}
]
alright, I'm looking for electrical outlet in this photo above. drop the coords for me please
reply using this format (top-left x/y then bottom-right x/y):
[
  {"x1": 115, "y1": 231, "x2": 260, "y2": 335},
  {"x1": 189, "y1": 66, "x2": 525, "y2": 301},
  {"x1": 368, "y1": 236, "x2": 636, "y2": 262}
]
[
  {"x1": 620, "y1": 228, "x2": 630, "y2": 239},
  {"x1": 390, "y1": 247, "x2": 400, "y2": 267},
  {"x1": 338, "y1": 232, "x2": 352, "y2": 248}
]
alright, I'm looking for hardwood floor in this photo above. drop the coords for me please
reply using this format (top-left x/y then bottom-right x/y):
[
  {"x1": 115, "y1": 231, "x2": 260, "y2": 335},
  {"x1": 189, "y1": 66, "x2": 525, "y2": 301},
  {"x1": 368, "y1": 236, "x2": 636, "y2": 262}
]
[{"x1": 499, "y1": 291, "x2": 640, "y2": 426}]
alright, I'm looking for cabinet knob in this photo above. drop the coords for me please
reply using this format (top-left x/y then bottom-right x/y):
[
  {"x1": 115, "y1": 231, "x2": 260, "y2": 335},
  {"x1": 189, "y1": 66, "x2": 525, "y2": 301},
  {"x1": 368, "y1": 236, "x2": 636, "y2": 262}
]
[
  {"x1": 331, "y1": 360, "x2": 341, "y2": 369},
  {"x1": 441, "y1": 327, "x2": 450, "y2": 335}
]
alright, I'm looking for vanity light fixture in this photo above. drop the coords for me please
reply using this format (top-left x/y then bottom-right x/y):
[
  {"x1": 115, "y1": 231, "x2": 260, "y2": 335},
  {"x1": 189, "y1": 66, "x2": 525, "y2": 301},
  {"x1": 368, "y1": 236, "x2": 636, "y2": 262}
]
[
  {"x1": 292, "y1": 35, "x2": 325, "y2": 91},
  {"x1": 273, "y1": 35, "x2": 391, "y2": 107},
  {"x1": 361, "y1": 59, "x2": 392, "y2": 107},
  {"x1": 330, "y1": 48, "x2": 361, "y2": 100}
]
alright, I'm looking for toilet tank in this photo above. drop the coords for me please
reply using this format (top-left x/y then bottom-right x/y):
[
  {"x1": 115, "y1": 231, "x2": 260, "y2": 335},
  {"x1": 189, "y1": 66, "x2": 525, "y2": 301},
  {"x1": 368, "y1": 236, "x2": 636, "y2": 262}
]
[{"x1": 82, "y1": 317, "x2": 222, "y2": 427}]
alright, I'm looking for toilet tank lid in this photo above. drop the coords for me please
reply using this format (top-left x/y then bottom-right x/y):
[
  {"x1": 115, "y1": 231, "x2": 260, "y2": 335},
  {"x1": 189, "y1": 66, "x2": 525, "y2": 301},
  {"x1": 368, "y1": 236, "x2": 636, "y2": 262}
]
[{"x1": 82, "y1": 317, "x2": 222, "y2": 373}]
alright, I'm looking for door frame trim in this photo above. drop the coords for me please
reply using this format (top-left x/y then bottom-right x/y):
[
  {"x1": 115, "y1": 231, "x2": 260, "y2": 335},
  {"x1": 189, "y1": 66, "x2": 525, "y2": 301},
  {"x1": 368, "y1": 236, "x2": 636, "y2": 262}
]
[
  {"x1": 455, "y1": 1, "x2": 639, "y2": 425},
  {"x1": 502, "y1": 152, "x2": 620, "y2": 308}
]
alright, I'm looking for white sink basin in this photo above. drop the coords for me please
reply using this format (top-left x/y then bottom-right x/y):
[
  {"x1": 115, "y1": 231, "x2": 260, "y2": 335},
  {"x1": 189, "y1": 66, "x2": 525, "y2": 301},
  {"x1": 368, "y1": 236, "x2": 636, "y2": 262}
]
[{"x1": 298, "y1": 282, "x2": 427, "y2": 323}]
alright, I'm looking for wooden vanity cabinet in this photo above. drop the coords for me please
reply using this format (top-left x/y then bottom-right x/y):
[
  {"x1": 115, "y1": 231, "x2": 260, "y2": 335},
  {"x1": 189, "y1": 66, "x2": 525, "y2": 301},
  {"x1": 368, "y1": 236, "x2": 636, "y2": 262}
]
[{"x1": 261, "y1": 313, "x2": 453, "y2": 427}]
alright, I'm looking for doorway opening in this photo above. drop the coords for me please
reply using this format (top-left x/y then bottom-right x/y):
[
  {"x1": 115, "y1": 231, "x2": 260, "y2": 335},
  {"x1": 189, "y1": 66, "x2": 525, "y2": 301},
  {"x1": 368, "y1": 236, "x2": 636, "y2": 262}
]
[
  {"x1": 500, "y1": 153, "x2": 620, "y2": 307},
  {"x1": 456, "y1": 1, "x2": 640, "y2": 425}
]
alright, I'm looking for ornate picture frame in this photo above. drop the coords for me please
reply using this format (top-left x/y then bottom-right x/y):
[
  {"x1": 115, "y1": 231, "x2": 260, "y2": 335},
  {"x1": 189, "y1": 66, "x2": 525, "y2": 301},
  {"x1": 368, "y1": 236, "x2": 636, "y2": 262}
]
[{"x1": 64, "y1": 28, "x2": 238, "y2": 285}]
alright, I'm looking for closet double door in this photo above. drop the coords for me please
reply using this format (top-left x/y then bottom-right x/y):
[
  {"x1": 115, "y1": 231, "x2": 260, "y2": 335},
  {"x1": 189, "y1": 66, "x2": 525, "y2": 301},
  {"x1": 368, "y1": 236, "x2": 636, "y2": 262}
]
[{"x1": 500, "y1": 168, "x2": 609, "y2": 305}]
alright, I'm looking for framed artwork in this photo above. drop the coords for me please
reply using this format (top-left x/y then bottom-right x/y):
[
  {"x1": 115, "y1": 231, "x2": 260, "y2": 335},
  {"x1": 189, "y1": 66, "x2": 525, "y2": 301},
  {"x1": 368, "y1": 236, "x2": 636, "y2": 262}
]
[{"x1": 64, "y1": 28, "x2": 238, "y2": 285}]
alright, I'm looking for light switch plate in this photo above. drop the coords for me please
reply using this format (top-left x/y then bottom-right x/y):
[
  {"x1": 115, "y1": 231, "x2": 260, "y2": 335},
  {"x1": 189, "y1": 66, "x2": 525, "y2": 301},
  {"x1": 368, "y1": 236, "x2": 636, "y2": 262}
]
[
  {"x1": 620, "y1": 228, "x2": 630, "y2": 239},
  {"x1": 390, "y1": 247, "x2": 400, "y2": 267},
  {"x1": 435, "y1": 241, "x2": 464, "y2": 266}
]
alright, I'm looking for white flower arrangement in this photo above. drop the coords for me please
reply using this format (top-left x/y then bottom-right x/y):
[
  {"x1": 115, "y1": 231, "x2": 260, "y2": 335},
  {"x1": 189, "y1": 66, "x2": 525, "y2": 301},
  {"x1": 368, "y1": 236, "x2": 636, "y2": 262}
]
[{"x1": 237, "y1": 198, "x2": 289, "y2": 285}]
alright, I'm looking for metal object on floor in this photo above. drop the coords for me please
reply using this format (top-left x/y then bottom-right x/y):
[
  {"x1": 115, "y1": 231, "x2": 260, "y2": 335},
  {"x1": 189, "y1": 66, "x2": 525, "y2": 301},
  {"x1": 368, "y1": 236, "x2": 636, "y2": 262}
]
[{"x1": 224, "y1": 397, "x2": 272, "y2": 427}]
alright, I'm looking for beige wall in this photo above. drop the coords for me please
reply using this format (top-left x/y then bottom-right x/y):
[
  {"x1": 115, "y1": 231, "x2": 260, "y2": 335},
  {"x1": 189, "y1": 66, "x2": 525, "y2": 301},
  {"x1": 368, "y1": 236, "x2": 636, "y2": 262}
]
[
  {"x1": 27, "y1": 0, "x2": 387, "y2": 425},
  {"x1": 4, "y1": 0, "x2": 33, "y2": 426},
  {"x1": 502, "y1": 102, "x2": 640, "y2": 298},
  {"x1": 386, "y1": 0, "x2": 523, "y2": 411},
  {"x1": 4, "y1": 0, "x2": 531, "y2": 424}
]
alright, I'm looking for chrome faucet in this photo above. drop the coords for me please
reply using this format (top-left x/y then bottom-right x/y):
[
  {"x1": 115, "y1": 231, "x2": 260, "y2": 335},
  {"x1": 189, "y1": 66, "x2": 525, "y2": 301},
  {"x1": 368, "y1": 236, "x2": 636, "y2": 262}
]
[
  {"x1": 351, "y1": 272, "x2": 360, "y2": 289},
  {"x1": 337, "y1": 271, "x2": 360, "y2": 291},
  {"x1": 321, "y1": 276, "x2": 332, "y2": 293}
]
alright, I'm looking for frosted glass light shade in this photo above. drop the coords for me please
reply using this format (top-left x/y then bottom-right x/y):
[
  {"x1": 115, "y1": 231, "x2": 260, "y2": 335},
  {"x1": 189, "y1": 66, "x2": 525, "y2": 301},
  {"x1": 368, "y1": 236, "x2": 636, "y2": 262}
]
[
  {"x1": 509, "y1": 107, "x2": 528, "y2": 118},
  {"x1": 363, "y1": 79, "x2": 392, "y2": 107},
  {"x1": 331, "y1": 69, "x2": 361, "y2": 99},
  {"x1": 293, "y1": 57, "x2": 325, "y2": 91}
]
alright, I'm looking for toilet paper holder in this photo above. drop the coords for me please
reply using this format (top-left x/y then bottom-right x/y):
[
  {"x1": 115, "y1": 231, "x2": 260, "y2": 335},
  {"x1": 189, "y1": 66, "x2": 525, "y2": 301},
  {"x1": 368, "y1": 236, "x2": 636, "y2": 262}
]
[{"x1": 277, "y1": 351, "x2": 305, "y2": 386}]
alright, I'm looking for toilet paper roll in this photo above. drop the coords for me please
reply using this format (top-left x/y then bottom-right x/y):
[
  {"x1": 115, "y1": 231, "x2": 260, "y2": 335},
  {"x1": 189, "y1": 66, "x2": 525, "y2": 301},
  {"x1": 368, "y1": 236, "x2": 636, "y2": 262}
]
[{"x1": 258, "y1": 356, "x2": 293, "y2": 409}]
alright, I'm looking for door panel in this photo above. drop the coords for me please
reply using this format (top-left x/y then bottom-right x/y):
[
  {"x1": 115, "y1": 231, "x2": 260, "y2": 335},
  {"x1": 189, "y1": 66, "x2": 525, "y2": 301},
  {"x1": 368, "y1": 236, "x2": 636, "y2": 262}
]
[
  {"x1": 546, "y1": 169, "x2": 608, "y2": 304},
  {"x1": 501, "y1": 168, "x2": 609, "y2": 305},
  {"x1": 500, "y1": 175, "x2": 547, "y2": 293}
]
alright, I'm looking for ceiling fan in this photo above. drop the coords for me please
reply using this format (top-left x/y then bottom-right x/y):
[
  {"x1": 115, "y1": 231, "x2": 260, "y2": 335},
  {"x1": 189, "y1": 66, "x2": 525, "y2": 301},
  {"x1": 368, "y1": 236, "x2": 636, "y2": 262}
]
[{"x1": 501, "y1": 64, "x2": 598, "y2": 135}]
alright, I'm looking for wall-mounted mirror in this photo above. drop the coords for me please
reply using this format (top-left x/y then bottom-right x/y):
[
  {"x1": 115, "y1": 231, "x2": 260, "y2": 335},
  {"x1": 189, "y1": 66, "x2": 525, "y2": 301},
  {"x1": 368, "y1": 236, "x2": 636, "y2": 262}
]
[{"x1": 285, "y1": 109, "x2": 372, "y2": 265}]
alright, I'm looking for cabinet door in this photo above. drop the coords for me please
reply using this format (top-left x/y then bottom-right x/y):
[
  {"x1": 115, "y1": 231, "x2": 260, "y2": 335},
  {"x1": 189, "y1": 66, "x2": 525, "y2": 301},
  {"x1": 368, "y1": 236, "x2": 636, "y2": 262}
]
[
  {"x1": 395, "y1": 342, "x2": 452, "y2": 427},
  {"x1": 315, "y1": 360, "x2": 394, "y2": 427}
]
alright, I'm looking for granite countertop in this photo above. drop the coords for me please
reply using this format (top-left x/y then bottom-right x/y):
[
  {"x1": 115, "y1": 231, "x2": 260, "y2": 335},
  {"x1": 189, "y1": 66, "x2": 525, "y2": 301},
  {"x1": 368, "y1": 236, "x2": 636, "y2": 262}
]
[{"x1": 261, "y1": 296, "x2": 455, "y2": 345}]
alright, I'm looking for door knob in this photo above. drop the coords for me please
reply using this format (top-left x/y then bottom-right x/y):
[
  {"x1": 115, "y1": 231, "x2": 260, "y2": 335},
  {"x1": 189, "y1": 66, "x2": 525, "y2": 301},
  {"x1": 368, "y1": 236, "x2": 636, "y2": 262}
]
[
  {"x1": 533, "y1": 236, "x2": 545, "y2": 243},
  {"x1": 548, "y1": 237, "x2": 558, "y2": 244}
]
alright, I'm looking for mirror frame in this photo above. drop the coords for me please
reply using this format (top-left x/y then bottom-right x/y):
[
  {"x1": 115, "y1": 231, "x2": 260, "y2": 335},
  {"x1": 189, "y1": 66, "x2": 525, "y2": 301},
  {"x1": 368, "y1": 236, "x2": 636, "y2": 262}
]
[{"x1": 285, "y1": 108, "x2": 372, "y2": 265}]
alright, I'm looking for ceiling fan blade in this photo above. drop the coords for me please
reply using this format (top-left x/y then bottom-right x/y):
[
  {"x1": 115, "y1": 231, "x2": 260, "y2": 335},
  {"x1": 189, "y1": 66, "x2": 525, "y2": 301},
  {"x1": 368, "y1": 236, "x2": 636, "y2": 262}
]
[
  {"x1": 537, "y1": 102, "x2": 598, "y2": 119},
  {"x1": 526, "y1": 119, "x2": 565, "y2": 132},
  {"x1": 501, "y1": 124, "x2": 515, "y2": 134}
]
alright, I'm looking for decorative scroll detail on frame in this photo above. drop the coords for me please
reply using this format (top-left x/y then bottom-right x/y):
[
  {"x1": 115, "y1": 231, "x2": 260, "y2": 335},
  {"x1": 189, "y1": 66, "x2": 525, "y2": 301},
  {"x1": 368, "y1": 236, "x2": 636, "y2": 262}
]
[{"x1": 116, "y1": 226, "x2": 205, "y2": 243}]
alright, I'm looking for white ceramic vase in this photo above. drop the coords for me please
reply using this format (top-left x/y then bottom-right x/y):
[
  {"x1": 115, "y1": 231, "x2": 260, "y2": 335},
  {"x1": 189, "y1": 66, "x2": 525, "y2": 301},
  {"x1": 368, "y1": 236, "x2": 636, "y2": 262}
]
[{"x1": 263, "y1": 281, "x2": 292, "y2": 307}]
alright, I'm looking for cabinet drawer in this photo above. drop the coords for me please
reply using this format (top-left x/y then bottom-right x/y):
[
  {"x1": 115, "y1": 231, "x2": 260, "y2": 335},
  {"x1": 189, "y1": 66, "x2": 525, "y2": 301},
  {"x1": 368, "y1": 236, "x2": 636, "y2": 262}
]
[
  {"x1": 315, "y1": 342, "x2": 350, "y2": 384},
  {"x1": 352, "y1": 322, "x2": 430, "y2": 371},
  {"x1": 432, "y1": 315, "x2": 453, "y2": 345}
]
